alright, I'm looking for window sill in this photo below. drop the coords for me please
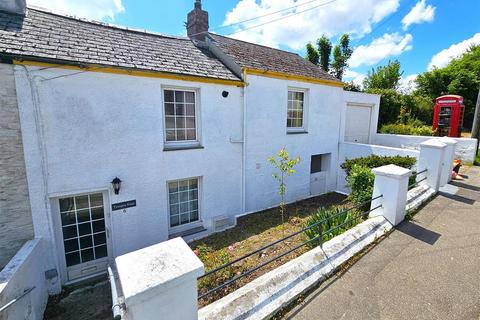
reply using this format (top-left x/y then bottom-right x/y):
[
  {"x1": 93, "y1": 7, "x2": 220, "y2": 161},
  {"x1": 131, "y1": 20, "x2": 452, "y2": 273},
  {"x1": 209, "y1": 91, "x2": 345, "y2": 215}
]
[
  {"x1": 287, "y1": 130, "x2": 308, "y2": 135},
  {"x1": 169, "y1": 225, "x2": 206, "y2": 239},
  {"x1": 163, "y1": 144, "x2": 204, "y2": 152}
]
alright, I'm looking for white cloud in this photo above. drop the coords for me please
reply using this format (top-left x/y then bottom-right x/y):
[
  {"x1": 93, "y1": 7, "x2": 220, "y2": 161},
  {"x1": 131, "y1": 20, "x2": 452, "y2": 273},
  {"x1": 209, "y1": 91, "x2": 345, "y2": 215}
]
[
  {"x1": 223, "y1": 0, "x2": 400, "y2": 50},
  {"x1": 344, "y1": 69, "x2": 366, "y2": 87},
  {"x1": 349, "y1": 33, "x2": 413, "y2": 68},
  {"x1": 27, "y1": 0, "x2": 125, "y2": 21},
  {"x1": 402, "y1": 0, "x2": 435, "y2": 30},
  {"x1": 428, "y1": 33, "x2": 480, "y2": 70},
  {"x1": 398, "y1": 74, "x2": 418, "y2": 93}
]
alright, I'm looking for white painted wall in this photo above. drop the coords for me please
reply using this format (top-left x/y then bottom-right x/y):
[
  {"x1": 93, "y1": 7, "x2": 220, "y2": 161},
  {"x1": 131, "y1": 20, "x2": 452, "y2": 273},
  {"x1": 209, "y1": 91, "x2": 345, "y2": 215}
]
[
  {"x1": 243, "y1": 75, "x2": 344, "y2": 213},
  {"x1": 0, "y1": 239, "x2": 49, "y2": 320},
  {"x1": 374, "y1": 133, "x2": 477, "y2": 163},
  {"x1": 15, "y1": 66, "x2": 243, "y2": 285},
  {"x1": 337, "y1": 142, "x2": 420, "y2": 193}
]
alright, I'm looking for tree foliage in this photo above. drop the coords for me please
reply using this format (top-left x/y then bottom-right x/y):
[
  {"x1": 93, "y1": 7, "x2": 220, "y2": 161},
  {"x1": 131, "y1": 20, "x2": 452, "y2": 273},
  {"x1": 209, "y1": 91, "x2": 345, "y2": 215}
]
[
  {"x1": 363, "y1": 60, "x2": 403, "y2": 90},
  {"x1": 305, "y1": 42, "x2": 319, "y2": 65},
  {"x1": 415, "y1": 45, "x2": 480, "y2": 128},
  {"x1": 317, "y1": 34, "x2": 332, "y2": 72},
  {"x1": 305, "y1": 34, "x2": 351, "y2": 80},
  {"x1": 268, "y1": 147, "x2": 300, "y2": 225}
]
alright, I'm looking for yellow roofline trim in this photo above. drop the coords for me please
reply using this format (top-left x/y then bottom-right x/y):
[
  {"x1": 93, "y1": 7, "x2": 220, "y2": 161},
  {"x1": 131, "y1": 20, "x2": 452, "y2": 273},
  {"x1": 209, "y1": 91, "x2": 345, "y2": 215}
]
[
  {"x1": 244, "y1": 68, "x2": 344, "y2": 87},
  {"x1": 13, "y1": 60, "x2": 245, "y2": 87}
]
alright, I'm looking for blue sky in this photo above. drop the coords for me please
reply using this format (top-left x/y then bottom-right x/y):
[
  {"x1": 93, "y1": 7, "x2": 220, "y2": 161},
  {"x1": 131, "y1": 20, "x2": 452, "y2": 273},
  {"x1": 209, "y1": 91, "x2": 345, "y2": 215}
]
[{"x1": 27, "y1": 0, "x2": 480, "y2": 88}]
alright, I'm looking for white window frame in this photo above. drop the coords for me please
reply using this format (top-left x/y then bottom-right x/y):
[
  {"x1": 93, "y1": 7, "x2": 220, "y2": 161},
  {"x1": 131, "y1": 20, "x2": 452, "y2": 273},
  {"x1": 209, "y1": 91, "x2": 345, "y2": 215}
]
[
  {"x1": 286, "y1": 87, "x2": 309, "y2": 133},
  {"x1": 162, "y1": 86, "x2": 201, "y2": 149},
  {"x1": 166, "y1": 177, "x2": 203, "y2": 233}
]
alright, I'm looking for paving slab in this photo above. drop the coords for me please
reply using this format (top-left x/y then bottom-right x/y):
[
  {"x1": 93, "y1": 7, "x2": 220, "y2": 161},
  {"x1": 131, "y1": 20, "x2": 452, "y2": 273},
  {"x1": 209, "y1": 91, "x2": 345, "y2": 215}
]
[{"x1": 287, "y1": 166, "x2": 480, "y2": 320}]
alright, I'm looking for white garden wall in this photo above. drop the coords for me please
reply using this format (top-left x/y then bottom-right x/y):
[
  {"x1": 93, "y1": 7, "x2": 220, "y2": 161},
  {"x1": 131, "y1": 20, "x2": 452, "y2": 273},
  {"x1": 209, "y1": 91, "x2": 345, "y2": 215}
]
[
  {"x1": 0, "y1": 239, "x2": 49, "y2": 320},
  {"x1": 337, "y1": 142, "x2": 420, "y2": 193},
  {"x1": 374, "y1": 133, "x2": 477, "y2": 163}
]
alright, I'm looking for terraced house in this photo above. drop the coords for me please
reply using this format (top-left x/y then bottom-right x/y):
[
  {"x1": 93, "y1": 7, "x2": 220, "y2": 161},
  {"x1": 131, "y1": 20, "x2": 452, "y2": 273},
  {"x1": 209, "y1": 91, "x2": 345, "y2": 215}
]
[{"x1": 0, "y1": 0, "x2": 380, "y2": 294}]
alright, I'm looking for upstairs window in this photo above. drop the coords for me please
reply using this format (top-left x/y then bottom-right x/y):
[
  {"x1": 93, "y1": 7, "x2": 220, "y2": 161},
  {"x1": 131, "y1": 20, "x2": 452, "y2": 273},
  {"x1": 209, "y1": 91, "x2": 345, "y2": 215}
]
[
  {"x1": 164, "y1": 89, "x2": 197, "y2": 143},
  {"x1": 287, "y1": 90, "x2": 306, "y2": 131}
]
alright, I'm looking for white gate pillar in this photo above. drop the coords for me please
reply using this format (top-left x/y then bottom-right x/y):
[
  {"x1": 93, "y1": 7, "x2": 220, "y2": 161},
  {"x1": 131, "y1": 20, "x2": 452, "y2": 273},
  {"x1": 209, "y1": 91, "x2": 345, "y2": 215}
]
[
  {"x1": 370, "y1": 164, "x2": 411, "y2": 226},
  {"x1": 418, "y1": 139, "x2": 447, "y2": 192},
  {"x1": 116, "y1": 238, "x2": 204, "y2": 320},
  {"x1": 439, "y1": 136, "x2": 457, "y2": 185}
]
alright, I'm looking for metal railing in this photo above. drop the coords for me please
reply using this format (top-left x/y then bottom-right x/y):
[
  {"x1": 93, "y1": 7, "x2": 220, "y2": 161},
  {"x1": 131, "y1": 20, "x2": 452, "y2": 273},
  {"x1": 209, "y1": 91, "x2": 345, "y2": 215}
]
[
  {"x1": 409, "y1": 169, "x2": 428, "y2": 190},
  {"x1": 0, "y1": 287, "x2": 35, "y2": 313},
  {"x1": 197, "y1": 195, "x2": 383, "y2": 300}
]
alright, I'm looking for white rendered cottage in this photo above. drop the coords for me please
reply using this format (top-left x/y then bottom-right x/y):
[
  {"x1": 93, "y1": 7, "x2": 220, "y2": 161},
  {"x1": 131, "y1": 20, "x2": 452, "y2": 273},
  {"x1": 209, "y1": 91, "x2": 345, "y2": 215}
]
[{"x1": 0, "y1": 0, "x2": 379, "y2": 290}]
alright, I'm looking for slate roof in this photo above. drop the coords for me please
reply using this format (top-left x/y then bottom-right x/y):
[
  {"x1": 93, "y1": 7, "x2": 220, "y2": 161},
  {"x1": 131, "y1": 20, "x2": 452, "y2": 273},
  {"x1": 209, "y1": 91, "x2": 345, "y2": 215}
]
[
  {"x1": 0, "y1": 8, "x2": 241, "y2": 81},
  {"x1": 209, "y1": 33, "x2": 341, "y2": 83}
]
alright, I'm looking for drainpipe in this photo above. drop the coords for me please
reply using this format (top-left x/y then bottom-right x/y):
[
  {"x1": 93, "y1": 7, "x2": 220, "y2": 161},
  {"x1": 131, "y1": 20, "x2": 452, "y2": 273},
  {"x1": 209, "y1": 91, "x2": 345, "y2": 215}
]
[{"x1": 241, "y1": 67, "x2": 248, "y2": 214}]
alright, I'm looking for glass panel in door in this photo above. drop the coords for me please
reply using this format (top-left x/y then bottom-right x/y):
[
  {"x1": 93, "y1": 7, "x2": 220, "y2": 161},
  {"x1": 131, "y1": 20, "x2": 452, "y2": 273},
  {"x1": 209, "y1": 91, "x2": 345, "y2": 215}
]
[{"x1": 59, "y1": 192, "x2": 109, "y2": 281}]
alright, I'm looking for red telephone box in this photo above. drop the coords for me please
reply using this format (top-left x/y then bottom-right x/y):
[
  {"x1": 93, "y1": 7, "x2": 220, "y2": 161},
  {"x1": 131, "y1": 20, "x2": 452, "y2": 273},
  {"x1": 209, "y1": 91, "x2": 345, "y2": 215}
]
[{"x1": 432, "y1": 95, "x2": 465, "y2": 137}]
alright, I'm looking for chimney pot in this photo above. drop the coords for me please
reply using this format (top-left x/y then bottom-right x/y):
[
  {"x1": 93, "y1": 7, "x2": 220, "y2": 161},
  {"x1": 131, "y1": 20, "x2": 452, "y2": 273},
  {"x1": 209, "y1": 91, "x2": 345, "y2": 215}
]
[
  {"x1": 187, "y1": 0, "x2": 209, "y2": 42},
  {"x1": 0, "y1": 0, "x2": 26, "y2": 15}
]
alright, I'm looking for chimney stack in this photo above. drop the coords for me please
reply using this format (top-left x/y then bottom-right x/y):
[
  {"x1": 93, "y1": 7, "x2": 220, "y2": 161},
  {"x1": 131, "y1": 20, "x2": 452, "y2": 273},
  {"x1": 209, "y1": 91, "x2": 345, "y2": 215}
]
[
  {"x1": 0, "y1": 0, "x2": 26, "y2": 15},
  {"x1": 187, "y1": 0, "x2": 209, "y2": 42}
]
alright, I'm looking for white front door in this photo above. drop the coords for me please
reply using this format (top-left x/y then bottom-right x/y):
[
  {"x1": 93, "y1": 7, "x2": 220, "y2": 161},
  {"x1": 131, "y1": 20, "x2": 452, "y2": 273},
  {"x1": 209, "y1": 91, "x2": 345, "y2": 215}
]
[
  {"x1": 345, "y1": 104, "x2": 372, "y2": 144},
  {"x1": 57, "y1": 192, "x2": 111, "y2": 282}
]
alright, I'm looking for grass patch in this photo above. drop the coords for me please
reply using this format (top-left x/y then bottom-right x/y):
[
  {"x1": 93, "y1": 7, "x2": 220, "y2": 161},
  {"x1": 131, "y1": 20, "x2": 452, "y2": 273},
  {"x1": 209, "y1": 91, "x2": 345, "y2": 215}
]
[
  {"x1": 475, "y1": 151, "x2": 480, "y2": 166},
  {"x1": 191, "y1": 193, "x2": 353, "y2": 306}
]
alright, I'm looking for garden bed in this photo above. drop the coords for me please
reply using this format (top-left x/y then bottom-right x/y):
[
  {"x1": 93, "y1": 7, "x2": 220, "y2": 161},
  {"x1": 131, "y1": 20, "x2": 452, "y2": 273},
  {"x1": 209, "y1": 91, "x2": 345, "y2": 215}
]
[{"x1": 190, "y1": 192, "x2": 350, "y2": 306}]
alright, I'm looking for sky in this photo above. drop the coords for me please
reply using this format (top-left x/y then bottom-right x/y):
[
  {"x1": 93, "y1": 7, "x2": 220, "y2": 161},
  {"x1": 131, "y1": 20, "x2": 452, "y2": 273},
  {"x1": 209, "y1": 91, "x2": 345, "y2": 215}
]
[{"x1": 27, "y1": 0, "x2": 480, "y2": 90}]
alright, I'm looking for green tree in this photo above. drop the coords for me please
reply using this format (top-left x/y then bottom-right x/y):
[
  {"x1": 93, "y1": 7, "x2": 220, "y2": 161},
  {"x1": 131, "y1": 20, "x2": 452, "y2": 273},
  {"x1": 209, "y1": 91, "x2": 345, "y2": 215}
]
[
  {"x1": 331, "y1": 34, "x2": 353, "y2": 80},
  {"x1": 305, "y1": 42, "x2": 319, "y2": 65},
  {"x1": 317, "y1": 34, "x2": 332, "y2": 72},
  {"x1": 415, "y1": 45, "x2": 480, "y2": 128},
  {"x1": 363, "y1": 60, "x2": 403, "y2": 90},
  {"x1": 343, "y1": 81, "x2": 362, "y2": 92},
  {"x1": 268, "y1": 147, "x2": 300, "y2": 226}
]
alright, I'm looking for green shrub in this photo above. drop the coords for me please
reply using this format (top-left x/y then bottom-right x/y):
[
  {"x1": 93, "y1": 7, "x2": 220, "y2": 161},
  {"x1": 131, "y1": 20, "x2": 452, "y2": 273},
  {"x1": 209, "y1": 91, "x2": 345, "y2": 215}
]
[
  {"x1": 341, "y1": 154, "x2": 416, "y2": 175},
  {"x1": 346, "y1": 165, "x2": 375, "y2": 206},
  {"x1": 304, "y1": 206, "x2": 362, "y2": 247},
  {"x1": 380, "y1": 123, "x2": 433, "y2": 136}
]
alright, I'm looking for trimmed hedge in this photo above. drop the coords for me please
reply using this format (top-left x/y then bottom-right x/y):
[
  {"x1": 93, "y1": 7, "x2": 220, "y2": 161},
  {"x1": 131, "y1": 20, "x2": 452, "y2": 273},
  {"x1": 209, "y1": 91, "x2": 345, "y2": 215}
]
[
  {"x1": 379, "y1": 123, "x2": 433, "y2": 136},
  {"x1": 341, "y1": 154, "x2": 417, "y2": 175}
]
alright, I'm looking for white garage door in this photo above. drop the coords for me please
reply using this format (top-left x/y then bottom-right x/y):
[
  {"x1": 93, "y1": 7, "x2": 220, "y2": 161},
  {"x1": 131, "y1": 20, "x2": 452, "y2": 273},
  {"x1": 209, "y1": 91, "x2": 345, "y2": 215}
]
[{"x1": 345, "y1": 104, "x2": 372, "y2": 144}]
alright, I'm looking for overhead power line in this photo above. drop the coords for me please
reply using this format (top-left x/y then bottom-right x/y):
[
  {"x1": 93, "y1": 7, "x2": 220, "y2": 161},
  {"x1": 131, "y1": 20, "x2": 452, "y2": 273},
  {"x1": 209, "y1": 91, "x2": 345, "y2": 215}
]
[{"x1": 226, "y1": 0, "x2": 339, "y2": 36}]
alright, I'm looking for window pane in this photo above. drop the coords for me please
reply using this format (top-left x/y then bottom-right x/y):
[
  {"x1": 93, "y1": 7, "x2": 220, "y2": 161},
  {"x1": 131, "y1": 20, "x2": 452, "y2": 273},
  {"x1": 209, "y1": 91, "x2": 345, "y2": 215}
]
[
  {"x1": 64, "y1": 239, "x2": 79, "y2": 253},
  {"x1": 61, "y1": 211, "x2": 76, "y2": 226},
  {"x1": 177, "y1": 117, "x2": 186, "y2": 129},
  {"x1": 170, "y1": 204, "x2": 179, "y2": 215},
  {"x1": 179, "y1": 180, "x2": 189, "y2": 191},
  {"x1": 165, "y1": 103, "x2": 175, "y2": 116},
  {"x1": 95, "y1": 245, "x2": 108, "y2": 259},
  {"x1": 80, "y1": 235, "x2": 93, "y2": 249},
  {"x1": 171, "y1": 215, "x2": 180, "y2": 227},
  {"x1": 92, "y1": 220, "x2": 105, "y2": 233},
  {"x1": 77, "y1": 209, "x2": 90, "y2": 223},
  {"x1": 189, "y1": 201, "x2": 198, "y2": 211},
  {"x1": 189, "y1": 179, "x2": 198, "y2": 189},
  {"x1": 185, "y1": 104, "x2": 195, "y2": 116},
  {"x1": 94, "y1": 232, "x2": 106, "y2": 246},
  {"x1": 176, "y1": 104, "x2": 185, "y2": 116},
  {"x1": 186, "y1": 130, "x2": 196, "y2": 140},
  {"x1": 169, "y1": 193, "x2": 179, "y2": 205},
  {"x1": 90, "y1": 193, "x2": 103, "y2": 207},
  {"x1": 63, "y1": 226, "x2": 77, "y2": 239},
  {"x1": 166, "y1": 130, "x2": 176, "y2": 141},
  {"x1": 66, "y1": 252, "x2": 80, "y2": 267},
  {"x1": 175, "y1": 91, "x2": 185, "y2": 103},
  {"x1": 164, "y1": 90, "x2": 174, "y2": 102},
  {"x1": 81, "y1": 248, "x2": 94, "y2": 262},
  {"x1": 176, "y1": 129, "x2": 186, "y2": 140},
  {"x1": 179, "y1": 191, "x2": 189, "y2": 202},
  {"x1": 185, "y1": 92, "x2": 195, "y2": 103},
  {"x1": 186, "y1": 117, "x2": 195, "y2": 129},
  {"x1": 75, "y1": 196, "x2": 89, "y2": 210},
  {"x1": 180, "y1": 202, "x2": 189, "y2": 213},
  {"x1": 59, "y1": 197, "x2": 74, "y2": 212},
  {"x1": 287, "y1": 119, "x2": 292, "y2": 127},
  {"x1": 288, "y1": 91, "x2": 294, "y2": 100},
  {"x1": 165, "y1": 116, "x2": 175, "y2": 129},
  {"x1": 189, "y1": 189, "x2": 198, "y2": 200},
  {"x1": 78, "y1": 222, "x2": 92, "y2": 236},
  {"x1": 168, "y1": 181, "x2": 178, "y2": 193},
  {"x1": 91, "y1": 207, "x2": 104, "y2": 220},
  {"x1": 191, "y1": 210, "x2": 199, "y2": 222},
  {"x1": 180, "y1": 213, "x2": 190, "y2": 224}
]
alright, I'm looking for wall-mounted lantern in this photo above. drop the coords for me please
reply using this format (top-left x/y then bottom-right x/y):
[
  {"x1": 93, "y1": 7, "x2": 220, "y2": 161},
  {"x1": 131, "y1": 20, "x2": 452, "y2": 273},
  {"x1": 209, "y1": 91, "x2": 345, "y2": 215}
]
[{"x1": 111, "y1": 177, "x2": 122, "y2": 195}]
